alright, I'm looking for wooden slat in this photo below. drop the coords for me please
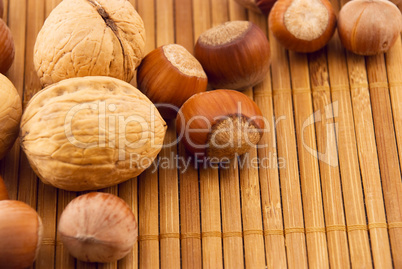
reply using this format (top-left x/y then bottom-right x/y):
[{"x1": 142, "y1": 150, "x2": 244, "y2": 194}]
[
  {"x1": 386, "y1": 36, "x2": 402, "y2": 176},
  {"x1": 366, "y1": 54, "x2": 402, "y2": 268},
  {"x1": 174, "y1": 1, "x2": 202, "y2": 268},
  {"x1": 269, "y1": 24, "x2": 308, "y2": 269},
  {"x1": 155, "y1": 0, "x2": 181, "y2": 267},
  {"x1": 136, "y1": 1, "x2": 159, "y2": 268},
  {"x1": 308, "y1": 50, "x2": 351, "y2": 269},
  {"x1": 325, "y1": 12, "x2": 386, "y2": 268},
  {"x1": 245, "y1": 5, "x2": 287, "y2": 268},
  {"x1": 212, "y1": 1, "x2": 245, "y2": 269},
  {"x1": 288, "y1": 51, "x2": 329, "y2": 268},
  {"x1": 118, "y1": 179, "x2": 139, "y2": 269}
]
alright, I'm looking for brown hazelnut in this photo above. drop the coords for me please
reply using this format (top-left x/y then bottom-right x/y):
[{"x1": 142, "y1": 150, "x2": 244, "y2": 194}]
[
  {"x1": 269, "y1": 0, "x2": 337, "y2": 53},
  {"x1": 0, "y1": 18, "x2": 15, "y2": 74},
  {"x1": 0, "y1": 175, "x2": 8, "y2": 200},
  {"x1": 137, "y1": 44, "x2": 208, "y2": 119},
  {"x1": 338, "y1": 0, "x2": 402, "y2": 55},
  {"x1": 0, "y1": 200, "x2": 43, "y2": 269},
  {"x1": 234, "y1": 0, "x2": 278, "y2": 15},
  {"x1": 176, "y1": 89, "x2": 264, "y2": 160},
  {"x1": 194, "y1": 21, "x2": 271, "y2": 90},
  {"x1": 0, "y1": 74, "x2": 21, "y2": 160},
  {"x1": 58, "y1": 192, "x2": 138, "y2": 263}
]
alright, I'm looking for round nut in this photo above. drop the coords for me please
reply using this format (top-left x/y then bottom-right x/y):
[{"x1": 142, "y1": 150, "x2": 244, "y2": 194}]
[
  {"x1": 269, "y1": 0, "x2": 337, "y2": 53},
  {"x1": 338, "y1": 0, "x2": 402, "y2": 55},
  {"x1": 58, "y1": 192, "x2": 138, "y2": 263},
  {"x1": 0, "y1": 74, "x2": 22, "y2": 160},
  {"x1": 194, "y1": 21, "x2": 271, "y2": 90},
  {"x1": 34, "y1": 0, "x2": 146, "y2": 87},
  {"x1": 20, "y1": 76, "x2": 167, "y2": 191},
  {"x1": 176, "y1": 89, "x2": 264, "y2": 160},
  {"x1": 0, "y1": 18, "x2": 15, "y2": 74},
  {"x1": 0, "y1": 200, "x2": 43, "y2": 269},
  {"x1": 137, "y1": 44, "x2": 208, "y2": 119}
]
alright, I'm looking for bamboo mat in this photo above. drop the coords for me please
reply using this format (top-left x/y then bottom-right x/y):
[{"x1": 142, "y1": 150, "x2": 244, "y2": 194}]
[{"x1": 1, "y1": 0, "x2": 401, "y2": 268}]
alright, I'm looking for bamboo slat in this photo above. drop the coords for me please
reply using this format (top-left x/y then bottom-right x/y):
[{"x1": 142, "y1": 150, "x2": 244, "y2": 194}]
[
  {"x1": 192, "y1": 1, "x2": 223, "y2": 268},
  {"x1": 118, "y1": 179, "x2": 139, "y2": 269},
  {"x1": 288, "y1": 51, "x2": 329, "y2": 269},
  {"x1": 174, "y1": 1, "x2": 203, "y2": 268},
  {"x1": 269, "y1": 28, "x2": 308, "y2": 269},
  {"x1": 325, "y1": 16, "x2": 389, "y2": 268},
  {"x1": 386, "y1": 36, "x2": 402, "y2": 174},
  {"x1": 366, "y1": 54, "x2": 402, "y2": 268},
  {"x1": 248, "y1": 8, "x2": 287, "y2": 269},
  {"x1": 155, "y1": 0, "x2": 181, "y2": 267},
  {"x1": 211, "y1": 2, "x2": 245, "y2": 269}
]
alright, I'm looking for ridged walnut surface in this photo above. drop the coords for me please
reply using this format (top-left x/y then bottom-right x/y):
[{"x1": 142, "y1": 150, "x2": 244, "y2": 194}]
[
  {"x1": 20, "y1": 76, "x2": 167, "y2": 191},
  {"x1": 0, "y1": 74, "x2": 22, "y2": 160},
  {"x1": 34, "y1": 0, "x2": 146, "y2": 86}
]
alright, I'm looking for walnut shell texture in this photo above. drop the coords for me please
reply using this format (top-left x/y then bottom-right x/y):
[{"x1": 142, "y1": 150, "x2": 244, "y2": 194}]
[
  {"x1": 0, "y1": 74, "x2": 22, "y2": 160},
  {"x1": 34, "y1": 0, "x2": 146, "y2": 87},
  {"x1": 20, "y1": 76, "x2": 167, "y2": 191}
]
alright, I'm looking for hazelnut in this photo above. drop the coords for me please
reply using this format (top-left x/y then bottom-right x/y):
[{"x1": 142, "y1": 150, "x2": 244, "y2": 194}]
[
  {"x1": 194, "y1": 21, "x2": 271, "y2": 90},
  {"x1": 20, "y1": 76, "x2": 167, "y2": 191},
  {"x1": 338, "y1": 0, "x2": 402, "y2": 55},
  {"x1": 269, "y1": 0, "x2": 337, "y2": 53},
  {"x1": 176, "y1": 89, "x2": 264, "y2": 160},
  {"x1": 0, "y1": 200, "x2": 43, "y2": 269},
  {"x1": 58, "y1": 192, "x2": 138, "y2": 263},
  {"x1": 0, "y1": 74, "x2": 22, "y2": 160},
  {"x1": 0, "y1": 18, "x2": 15, "y2": 74},
  {"x1": 34, "y1": 0, "x2": 146, "y2": 86},
  {"x1": 137, "y1": 44, "x2": 208, "y2": 119},
  {"x1": 234, "y1": 0, "x2": 278, "y2": 15},
  {"x1": 0, "y1": 175, "x2": 8, "y2": 200}
]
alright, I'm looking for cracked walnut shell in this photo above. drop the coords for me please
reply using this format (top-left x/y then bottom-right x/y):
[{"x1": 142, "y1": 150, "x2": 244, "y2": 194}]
[
  {"x1": 34, "y1": 0, "x2": 146, "y2": 87},
  {"x1": 20, "y1": 76, "x2": 167, "y2": 191},
  {"x1": 0, "y1": 74, "x2": 22, "y2": 160}
]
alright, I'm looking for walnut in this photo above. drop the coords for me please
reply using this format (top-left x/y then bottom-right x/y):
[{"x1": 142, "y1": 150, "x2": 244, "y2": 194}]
[
  {"x1": 0, "y1": 74, "x2": 22, "y2": 159},
  {"x1": 34, "y1": 0, "x2": 146, "y2": 87},
  {"x1": 20, "y1": 76, "x2": 167, "y2": 191}
]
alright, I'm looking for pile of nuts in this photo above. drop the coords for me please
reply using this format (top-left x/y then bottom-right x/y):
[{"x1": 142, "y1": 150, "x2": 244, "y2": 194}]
[{"x1": 0, "y1": 0, "x2": 401, "y2": 265}]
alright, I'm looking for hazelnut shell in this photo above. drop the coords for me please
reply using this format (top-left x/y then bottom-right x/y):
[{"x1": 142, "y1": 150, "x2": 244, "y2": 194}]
[
  {"x1": 137, "y1": 44, "x2": 208, "y2": 119},
  {"x1": 194, "y1": 21, "x2": 271, "y2": 90},
  {"x1": 176, "y1": 89, "x2": 264, "y2": 159},
  {"x1": 269, "y1": 0, "x2": 337, "y2": 53},
  {"x1": 0, "y1": 200, "x2": 43, "y2": 269},
  {"x1": 58, "y1": 192, "x2": 138, "y2": 263},
  {"x1": 338, "y1": 0, "x2": 402, "y2": 55}
]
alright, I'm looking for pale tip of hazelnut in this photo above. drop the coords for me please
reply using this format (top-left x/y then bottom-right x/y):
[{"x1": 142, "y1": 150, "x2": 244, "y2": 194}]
[
  {"x1": 197, "y1": 21, "x2": 251, "y2": 46},
  {"x1": 162, "y1": 44, "x2": 206, "y2": 78}
]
